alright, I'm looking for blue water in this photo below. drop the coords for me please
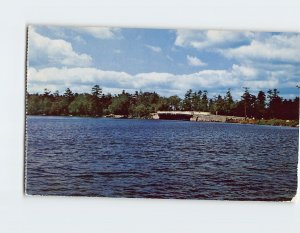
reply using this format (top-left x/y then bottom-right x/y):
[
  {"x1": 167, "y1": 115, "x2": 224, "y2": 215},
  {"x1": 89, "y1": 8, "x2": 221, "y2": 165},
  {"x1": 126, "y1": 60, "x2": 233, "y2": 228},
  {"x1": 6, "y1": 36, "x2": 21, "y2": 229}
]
[{"x1": 26, "y1": 116, "x2": 299, "y2": 201}]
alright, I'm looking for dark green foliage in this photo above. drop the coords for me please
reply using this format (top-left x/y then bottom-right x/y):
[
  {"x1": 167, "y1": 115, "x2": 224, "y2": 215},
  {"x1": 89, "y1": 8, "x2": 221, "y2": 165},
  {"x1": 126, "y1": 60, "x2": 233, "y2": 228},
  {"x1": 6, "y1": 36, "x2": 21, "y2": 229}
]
[
  {"x1": 68, "y1": 95, "x2": 92, "y2": 116},
  {"x1": 109, "y1": 91, "x2": 131, "y2": 116},
  {"x1": 223, "y1": 89, "x2": 234, "y2": 115},
  {"x1": 267, "y1": 89, "x2": 283, "y2": 119},
  {"x1": 168, "y1": 95, "x2": 181, "y2": 111},
  {"x1": 90, "y1": 85, "x2": 103, "y2": 116},
  {"x1": 27, "y1": 86, "x2": 299, "y2": 121},
  {"x1": 255, "y1": 91, "x2": 266, "y2": 119},
  {"x1": 182, "y1": 89, "x2": 193, "y2": 111},
  {"x1": 129, "y1": 91, "x2": 161, "y2": 118}
]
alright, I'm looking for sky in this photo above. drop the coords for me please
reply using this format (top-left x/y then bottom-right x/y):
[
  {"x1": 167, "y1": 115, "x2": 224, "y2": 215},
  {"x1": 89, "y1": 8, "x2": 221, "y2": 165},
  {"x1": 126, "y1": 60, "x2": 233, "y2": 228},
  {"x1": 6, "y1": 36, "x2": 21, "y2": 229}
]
[{"x1": 27, "y1": 25, "x2": 300, "y2": 99}]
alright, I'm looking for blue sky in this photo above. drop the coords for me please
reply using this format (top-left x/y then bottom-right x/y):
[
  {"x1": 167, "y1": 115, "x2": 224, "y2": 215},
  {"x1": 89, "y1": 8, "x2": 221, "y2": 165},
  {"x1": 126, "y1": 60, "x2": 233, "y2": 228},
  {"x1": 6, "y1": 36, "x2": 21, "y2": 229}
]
[{"x1": 27, "y1": 25, "x2": 300, "y2": 99}]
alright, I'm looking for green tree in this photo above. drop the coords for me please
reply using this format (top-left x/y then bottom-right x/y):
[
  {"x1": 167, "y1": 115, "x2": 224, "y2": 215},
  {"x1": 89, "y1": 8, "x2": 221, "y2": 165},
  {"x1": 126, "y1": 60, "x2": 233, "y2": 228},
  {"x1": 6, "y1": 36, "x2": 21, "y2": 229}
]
[
  {"x1": 27, "y1": 94, "x2": 43, "y2": 115},
  {"x1": 215, "y1": 95, "x2": 225, "y2": 115},
  {"x1": 224, "y1": 89, "x2": 234, "y2": 115},
  {"x1": 108, "y1": 91, "x2": 130, "y2": 116},
  {"x1": 53, "y1": 90, "x2": 60, "y2": 98},
  {"x1": 90, "y1": 85, "x2": 103, "y2": 116},
  {"x1": 182, "y1": 89, "x2": 193, "y2": 111},
  {"x1": 91, "y1": 85, "x2": 102, "y2": 98},
  {"x1": 255, "y1": 91, "x2": 266, "y2": 119},
  {"x1": 64, "y1": 88, "x2": 74, "y2": 103},
  {"x1": 267, "y1": 89, "x2": 283, "y2": 119},
  {"x1": 43, "y1": 88, "x2": 51, "y2": 97},
  {"x1": 241, "y1": 87, "x2": 251, "y2": 118},
  {"x1": 26, "y1": 85, "x2": 299, "y2": 122},
  {"x1": 201, "y1": 90, "x2": 209, "y2": 112},
  {"x1": 168, "y1": 95, "x2": 181, "y2": 111},
  {"x1": 131, "y1": 104, "x2": 151, "y2": 118},
  {"x1": 68, "y1": 95, "x2": 92, "y2": 116}
]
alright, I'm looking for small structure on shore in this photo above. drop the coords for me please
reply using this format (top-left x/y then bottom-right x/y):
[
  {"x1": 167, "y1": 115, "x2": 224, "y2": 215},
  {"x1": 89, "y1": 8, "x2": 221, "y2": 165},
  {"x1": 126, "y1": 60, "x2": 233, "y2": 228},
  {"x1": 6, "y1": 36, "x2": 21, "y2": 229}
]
[
  {"x1": 155, "y1": 111, "x2": 244, "y2": 122},
  {"x1": 157, "y1": 111, "x2": 194, "y2": 120}
]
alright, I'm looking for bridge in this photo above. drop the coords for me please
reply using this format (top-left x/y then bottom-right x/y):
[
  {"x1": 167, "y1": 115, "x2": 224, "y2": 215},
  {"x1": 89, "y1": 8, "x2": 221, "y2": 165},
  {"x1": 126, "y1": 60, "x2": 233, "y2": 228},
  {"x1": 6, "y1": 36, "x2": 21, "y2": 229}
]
[
  {"x1": 155, "y1": 111, "x2": 244, "y2": 122},
  {"x1": 156, "y1": 111, "x2": 211, "y2": 121}
]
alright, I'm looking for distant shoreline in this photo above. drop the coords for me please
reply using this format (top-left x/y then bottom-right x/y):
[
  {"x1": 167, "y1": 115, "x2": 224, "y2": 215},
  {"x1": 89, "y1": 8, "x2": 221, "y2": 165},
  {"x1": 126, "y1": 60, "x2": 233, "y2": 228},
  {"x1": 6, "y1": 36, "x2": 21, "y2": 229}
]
[{"x1": 27, "y1": 114, "x2": 299, "y2": 128}]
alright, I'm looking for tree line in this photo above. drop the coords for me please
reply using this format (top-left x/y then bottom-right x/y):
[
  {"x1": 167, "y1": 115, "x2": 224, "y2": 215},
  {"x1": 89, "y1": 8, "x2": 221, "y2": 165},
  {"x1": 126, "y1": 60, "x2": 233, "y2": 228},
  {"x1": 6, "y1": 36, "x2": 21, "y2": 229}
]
[{"x1": 27, "y1": 85, "x2": 299, "y2": 120}]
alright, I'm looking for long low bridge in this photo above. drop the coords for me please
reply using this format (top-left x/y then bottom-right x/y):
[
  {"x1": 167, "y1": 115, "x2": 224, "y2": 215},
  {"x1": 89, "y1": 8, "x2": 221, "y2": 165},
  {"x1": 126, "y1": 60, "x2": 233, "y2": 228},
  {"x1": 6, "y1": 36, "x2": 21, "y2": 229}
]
[
  {"x1": 157, "y1": 111, "x2": 210, "y2": 121},
  {"x1": 155, "y1": 111, "x2": 244, "y2": 122}
]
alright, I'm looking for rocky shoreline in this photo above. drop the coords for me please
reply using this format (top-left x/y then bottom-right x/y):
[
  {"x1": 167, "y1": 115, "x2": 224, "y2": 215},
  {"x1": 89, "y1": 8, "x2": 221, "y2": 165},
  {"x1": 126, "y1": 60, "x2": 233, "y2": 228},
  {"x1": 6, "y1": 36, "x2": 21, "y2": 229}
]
[{"x1": 104, "y1": 112, "x2": 299, "y2": 127}]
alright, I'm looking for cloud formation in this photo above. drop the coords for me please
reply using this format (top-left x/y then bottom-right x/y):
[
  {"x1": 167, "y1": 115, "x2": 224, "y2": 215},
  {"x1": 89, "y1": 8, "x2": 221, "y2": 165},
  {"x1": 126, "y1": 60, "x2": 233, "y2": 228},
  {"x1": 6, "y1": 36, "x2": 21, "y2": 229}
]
[
  {"x1": 174, "y1": 30, "x2": 299, "y2": 95},
  {"x1": 175, "y1": 29, "x2": 254, "y2": 49},
  {"x1": 146, "y1": 45, "x2": 162, "y2": 53},
  {"x1": 27, "y1": 27, "x2": 300, "y2": 99},
  {"x1": 186, "y1": 55, "x2": 207, "y2": 66},
  {"x1": 71, "y1": 27, "x2": 121, "y2": 39},
  {"x1": 221, "y1": 33, "x2": 300, "y2": 63},
  {"x1": 28, "y1": 27, "x2": 92, "y2": 67},
  {"x1": 27, "y1": 64, "x2": 297, "y2": 98}
]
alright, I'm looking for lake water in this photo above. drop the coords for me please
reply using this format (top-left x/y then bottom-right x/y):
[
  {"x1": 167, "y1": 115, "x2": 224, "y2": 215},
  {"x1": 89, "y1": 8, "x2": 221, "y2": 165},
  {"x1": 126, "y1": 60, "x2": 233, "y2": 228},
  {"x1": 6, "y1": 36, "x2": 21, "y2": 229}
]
[{"x1": 26, "y1": 116, "x2": 299, "y2": 201}]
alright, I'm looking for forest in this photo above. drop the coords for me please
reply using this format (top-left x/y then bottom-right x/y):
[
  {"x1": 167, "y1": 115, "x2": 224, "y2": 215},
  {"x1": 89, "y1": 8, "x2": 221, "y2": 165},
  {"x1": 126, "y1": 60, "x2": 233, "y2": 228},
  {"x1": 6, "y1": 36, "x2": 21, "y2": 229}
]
[{"x1": 27, "y1": 85, "x2": 299, "y2": 121}]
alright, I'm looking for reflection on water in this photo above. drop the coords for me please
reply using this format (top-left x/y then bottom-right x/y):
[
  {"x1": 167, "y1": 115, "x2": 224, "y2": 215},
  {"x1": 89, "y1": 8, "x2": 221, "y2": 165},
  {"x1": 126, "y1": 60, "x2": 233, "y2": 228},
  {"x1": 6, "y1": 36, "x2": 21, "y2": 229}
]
[{"x1": 26, "y1": 116, "x2": 299, "y2": 201}]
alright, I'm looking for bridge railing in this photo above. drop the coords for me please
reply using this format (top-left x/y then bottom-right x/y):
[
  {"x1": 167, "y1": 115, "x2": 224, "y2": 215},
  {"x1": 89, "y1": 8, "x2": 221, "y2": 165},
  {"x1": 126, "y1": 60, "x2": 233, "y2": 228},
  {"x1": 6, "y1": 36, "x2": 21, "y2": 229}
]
[
  {"x1": 157, "y1": 111, "x2": 211, "y2": 115},
  {"x1": 157, "y1": 111, "x2": 194, "y2": 115}
]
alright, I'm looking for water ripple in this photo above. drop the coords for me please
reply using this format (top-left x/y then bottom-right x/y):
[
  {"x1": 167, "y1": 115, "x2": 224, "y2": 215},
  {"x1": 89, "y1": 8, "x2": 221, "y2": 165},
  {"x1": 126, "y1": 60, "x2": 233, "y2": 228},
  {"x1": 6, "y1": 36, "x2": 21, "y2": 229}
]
[{"x1": 26, "y1": 116, "x2": 299, "y2": 201}]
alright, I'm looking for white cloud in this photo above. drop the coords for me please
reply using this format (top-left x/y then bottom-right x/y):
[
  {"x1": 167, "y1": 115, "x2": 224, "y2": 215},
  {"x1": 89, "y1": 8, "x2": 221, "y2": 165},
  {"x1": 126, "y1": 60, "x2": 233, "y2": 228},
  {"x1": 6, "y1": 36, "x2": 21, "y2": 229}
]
[
  {"x1": 27, "y1": 28, "x2": 299, "y2": 98},
  {"x1": 72, "y1": 26, "x2": 121, "y2": 39},
  {"x1": 175, "y1": 29, "x2": 254, "y2": 49},
  {"x1": 73, "y1": 35, "x2": 86, "y2": 44},
  {"x1": 218, "y1": 33, "x2": 300, "y2": 93},
  {"x1": 27, "y1": 63, "x2": 298, "y2": 97},
  {"x1": 28, "y1": 27, "x2": 92, "y2": 67},
  {"x1": 186, "y1": 55, "x2": 207, "y2": 66},
  {"x1": 146, "y1": 45, "x2": 162, "y2": 53},
  {"x1": 36, "y1": 25, "x2": 120, "y2": 41},
  {"x1": 221, "y1": 33, "x2": 300, "y2": 63},
  {"x1": 231, "y1": 64, "x2": 257, "y2": 78},
  {"x1": 243, "y1": 79, "x2": 279, "y2": 89}
]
